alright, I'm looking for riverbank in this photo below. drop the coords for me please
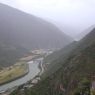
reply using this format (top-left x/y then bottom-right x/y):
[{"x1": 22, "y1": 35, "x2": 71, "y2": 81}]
[
  {"x1": 0, "y1": 60, "x2": 40, "y2": 92},
  {"x1": 10, "y1": 58, "x2": 44, "y2": 92},
  {"x1": 0, "y1": 69, "x2": 29, "y2": 86},
  {"x1": 0, "y1": 62, "x2": 29, "y2": 86},
  {"x1": 0, "y1": 49, "x2": 53, "y2": 95}
]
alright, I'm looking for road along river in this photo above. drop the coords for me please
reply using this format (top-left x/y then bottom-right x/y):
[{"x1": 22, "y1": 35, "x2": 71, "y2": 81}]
[{"x1": 0, "y1": 58, "x2": 43, "y2": 92}]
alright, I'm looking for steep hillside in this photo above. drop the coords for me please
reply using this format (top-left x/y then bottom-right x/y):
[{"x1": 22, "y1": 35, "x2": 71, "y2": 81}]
[
  {"x1": 10, "y1": 28, "x2": 95, "y2": 95},
  {"x1": 42, "y1": 41, "x2": 78, "y2": 78},
  {"x1": 0, "y1": 3, "x2": 72, "y2": 50}
]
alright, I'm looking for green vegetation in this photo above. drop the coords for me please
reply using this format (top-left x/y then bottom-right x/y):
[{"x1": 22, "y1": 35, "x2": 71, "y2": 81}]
[
  {"x1": 0, "y1": 62, "x2": 28, "y2": 85},
  {"x1": 91, "y1": 89, "x2": 95, "y2": 95},
  {"x1": 0, "y1": 44, "x2": 28, "y2": 68},
  {"x1": 10, "y1": 30, "x2": 95, "y2": 95},
  {"x1": 74, "y1": 78, "x2": 90, "y2": 95}
]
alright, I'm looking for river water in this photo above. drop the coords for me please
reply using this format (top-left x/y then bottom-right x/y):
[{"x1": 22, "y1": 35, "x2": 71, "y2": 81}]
[{"x1": 0, "y1": 59, "x2": 42, "y2": 91}]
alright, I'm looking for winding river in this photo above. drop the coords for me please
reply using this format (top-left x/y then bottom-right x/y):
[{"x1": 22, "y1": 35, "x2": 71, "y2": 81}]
[{"x1": 0, "y1": 58, "x2": 43, "y2": 91}]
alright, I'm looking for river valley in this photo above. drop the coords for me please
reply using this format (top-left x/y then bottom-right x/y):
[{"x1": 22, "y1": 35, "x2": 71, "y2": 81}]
[{"x1": 0, "y1": 58, "x2": 43, "y2": 92}]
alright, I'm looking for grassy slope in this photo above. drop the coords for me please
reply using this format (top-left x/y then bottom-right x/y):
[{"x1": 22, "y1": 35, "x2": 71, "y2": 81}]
[{"x1": 0, "y1": 62, "x2": 28, "y2": 85}]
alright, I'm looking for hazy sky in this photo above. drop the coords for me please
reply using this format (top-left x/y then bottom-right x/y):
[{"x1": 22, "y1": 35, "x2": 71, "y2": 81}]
[{"x1": 0, "y1": 0, "x2": 95, "y2": 37}]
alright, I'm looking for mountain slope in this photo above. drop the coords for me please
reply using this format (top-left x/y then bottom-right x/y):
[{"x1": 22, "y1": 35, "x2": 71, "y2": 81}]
[
  {"x1": 75, "y1": 25, "x2": 95, "y2": 40},
  {"x1": 0, "y1": 44, "x2": 28, "y2": 68},
  {"x1": 10, "y1": 28, "x2": 95, "y2": 95},
  {"x1": 0, "y1": 3, "x2": 72, "y2": 50},
  {"x1": 0, "y1": 3, "x2": 73, "y2": 68}
]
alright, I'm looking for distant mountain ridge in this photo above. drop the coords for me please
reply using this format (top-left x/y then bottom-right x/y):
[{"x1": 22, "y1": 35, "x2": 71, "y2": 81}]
[{"x1": 0, "y1": 3, "x2": 73, "y2": 50}]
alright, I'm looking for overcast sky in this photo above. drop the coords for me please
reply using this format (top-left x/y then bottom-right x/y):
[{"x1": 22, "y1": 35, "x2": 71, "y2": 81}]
[{"x1": 0, "y1": 0, "x2": 95, "y2": 37}]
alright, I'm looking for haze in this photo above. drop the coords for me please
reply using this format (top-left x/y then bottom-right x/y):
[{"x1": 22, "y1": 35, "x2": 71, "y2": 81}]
[{"x1": 0, "y1": 0, "x2": 95, "y2": 37}]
